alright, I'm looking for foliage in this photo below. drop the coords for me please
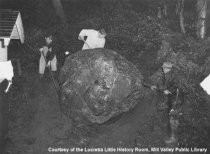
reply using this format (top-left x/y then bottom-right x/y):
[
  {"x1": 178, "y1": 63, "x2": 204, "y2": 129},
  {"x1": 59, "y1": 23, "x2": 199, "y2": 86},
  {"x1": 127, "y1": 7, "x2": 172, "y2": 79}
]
[
  {"x1": 155, "y1": 34, "x2": 210, "y2": 147},
  {"x1": 18, "y1": 0, "x2": 171, "y2": 78}
]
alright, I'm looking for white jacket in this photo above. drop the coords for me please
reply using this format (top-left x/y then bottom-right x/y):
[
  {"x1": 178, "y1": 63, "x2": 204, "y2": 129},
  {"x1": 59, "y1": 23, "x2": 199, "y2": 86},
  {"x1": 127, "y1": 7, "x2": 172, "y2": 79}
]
[
  {"x1": 200, "y1": 74, "x2": 210, "y2": 95},
  {"x1": 78, "y1": 29, "x2": 105, "y2": 50},
  {"x1": 0, "y1": 60, "x2": 14, "y2": 92},
  {"x1": 0, "y1": 60, "x2": 13, "y2": 83}
]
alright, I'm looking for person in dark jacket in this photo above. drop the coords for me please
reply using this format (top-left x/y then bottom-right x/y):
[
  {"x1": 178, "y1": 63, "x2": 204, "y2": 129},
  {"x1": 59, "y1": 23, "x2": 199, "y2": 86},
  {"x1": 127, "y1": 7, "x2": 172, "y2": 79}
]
[
  {"x1": 150, "y1": 62, "x2": 181, "y2": 145},
  {"x1": 39, "y1": 34, "x2": 57, "y2": 79}
]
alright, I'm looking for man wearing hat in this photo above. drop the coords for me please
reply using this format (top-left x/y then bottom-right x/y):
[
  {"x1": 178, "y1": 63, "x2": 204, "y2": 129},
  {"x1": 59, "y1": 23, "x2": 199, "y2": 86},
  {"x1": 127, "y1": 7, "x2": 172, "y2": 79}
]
[
  {"x1": 78, "y1": 28, "x2": 107, "y2": 50},
  {"x1": 150, "y1": 62, "x2": 181, "y2": 145}
]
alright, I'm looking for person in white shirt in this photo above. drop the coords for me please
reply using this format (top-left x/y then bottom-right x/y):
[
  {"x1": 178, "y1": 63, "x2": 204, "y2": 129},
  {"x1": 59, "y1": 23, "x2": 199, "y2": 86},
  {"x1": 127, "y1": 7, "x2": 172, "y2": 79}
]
[
  {"x1": 78, "y1": 29, "x2": 107, "y2": 50},
  {"x1": 39, "y1": 34, "x2": 57, "y2": 79},
  {"x1": 200, "y1": 74, "x2": 210, "y2": 96},
  {"x1": 0, "y1": 60, "x2": 14, "y2": 93}
]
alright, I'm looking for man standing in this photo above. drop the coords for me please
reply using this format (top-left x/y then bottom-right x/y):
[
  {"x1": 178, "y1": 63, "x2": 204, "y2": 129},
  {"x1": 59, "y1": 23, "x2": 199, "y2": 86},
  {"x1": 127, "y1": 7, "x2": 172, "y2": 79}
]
[
  {"x1": 78, "y1": 29, "x2": 107, "y2": 50},
  {"x1": 39, "y1": 34, "x2": 57, "y2": 79},
  {"x1": 150, "y1": 62, "x2": 181, "y2": 145}
]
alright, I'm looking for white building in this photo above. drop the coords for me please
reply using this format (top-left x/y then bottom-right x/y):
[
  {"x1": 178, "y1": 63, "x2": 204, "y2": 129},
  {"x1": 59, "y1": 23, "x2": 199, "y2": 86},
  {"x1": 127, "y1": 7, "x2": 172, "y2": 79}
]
[{"x1": 0, "y1": 9, "x2": 24, "y2": 62}]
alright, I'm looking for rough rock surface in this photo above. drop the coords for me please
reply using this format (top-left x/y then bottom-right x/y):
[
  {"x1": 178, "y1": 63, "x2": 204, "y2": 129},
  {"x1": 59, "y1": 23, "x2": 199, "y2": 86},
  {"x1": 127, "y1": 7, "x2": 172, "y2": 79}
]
[{"x1": 59, "y1": 48, "x2": 143, "y2": 124}]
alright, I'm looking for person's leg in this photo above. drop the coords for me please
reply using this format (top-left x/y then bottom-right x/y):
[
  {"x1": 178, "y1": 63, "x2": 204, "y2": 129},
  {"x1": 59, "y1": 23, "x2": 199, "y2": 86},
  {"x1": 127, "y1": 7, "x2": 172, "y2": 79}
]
[
  {"x1": 165, "y1": 116, "x2": 179, "y2": 145},
  {"x1": 157, "y1": 98, "x2": 171, "y2": 142},
  {"x1": 39, "y1": 57, "x2": 46, "y2": 79},
  {"x1": 164, "y1": 99, "x2": 179, "y2": 145},
  {"x1": 165, "y1": 99, "x2": 180, "y2": 145},
  {"x1": 159, "y1": 108, "x2": 170, "y2": 136},
  {"x1": 51, "y1": 56, "x2": 57, "y2": 79}
]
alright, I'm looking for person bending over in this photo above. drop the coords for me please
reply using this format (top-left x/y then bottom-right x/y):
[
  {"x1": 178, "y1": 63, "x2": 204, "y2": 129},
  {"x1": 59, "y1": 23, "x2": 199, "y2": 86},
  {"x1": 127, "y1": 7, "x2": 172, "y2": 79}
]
[{"x1": 78, "y1": 29, "x2": 107, "y2": 50}]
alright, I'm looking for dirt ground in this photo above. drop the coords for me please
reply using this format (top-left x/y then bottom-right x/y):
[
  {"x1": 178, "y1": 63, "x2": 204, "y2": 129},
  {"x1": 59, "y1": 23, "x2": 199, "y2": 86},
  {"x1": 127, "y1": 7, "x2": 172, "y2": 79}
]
[
  {"x1": 1, "y1": 47, "x2": 193, "y2": 154},
  {"x1": 3, "y1": 41, "x2": 208, "y2": 154},
  {"x1": 1, "y1": 68, "x2": 171, "y2": 154}
]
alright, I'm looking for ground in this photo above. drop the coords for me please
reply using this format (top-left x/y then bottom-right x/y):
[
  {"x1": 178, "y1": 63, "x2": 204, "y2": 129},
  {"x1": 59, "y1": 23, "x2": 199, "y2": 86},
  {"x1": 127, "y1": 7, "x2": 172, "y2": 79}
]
[
  {"x1": 3, "y1": 60, "x2": 169, "y2": 154},
  {"x1": 3, "y1": 41, "x2": 209, "y2": 154},
  {"x1": 2, "y1": 34, "x2": 210, "y2": 154}
]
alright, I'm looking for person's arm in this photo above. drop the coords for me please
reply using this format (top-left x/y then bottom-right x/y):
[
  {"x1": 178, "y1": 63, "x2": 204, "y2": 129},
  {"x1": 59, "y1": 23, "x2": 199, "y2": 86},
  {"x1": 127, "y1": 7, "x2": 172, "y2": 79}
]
[
  {"x1": 166, "y1": 71, "x2": 179, "y2": 95},
  {"x1": 39, "y1": 44, "x2": 46, "y2": 54},
  {"x1": 39, "y1": 48, "x2": 43, "y2": 52},
  {"x1": 48, "y1": 49, "x2": 56, "y2": 61},
  {"x1": 167, "y1": 83, "x2": 178, "y2": 95},
  {"x1": 46, "y1": 44, "x2": 56, "y2": 63},
  {"x1": 39, "y1": 47, "x2": 44, "y2": 55},
  {"x1": 144, "y1": 71, "x2": 162, "y2": 91},
  {"x1": 154, "y1": 71, "x2": 165, "y2": 91}
]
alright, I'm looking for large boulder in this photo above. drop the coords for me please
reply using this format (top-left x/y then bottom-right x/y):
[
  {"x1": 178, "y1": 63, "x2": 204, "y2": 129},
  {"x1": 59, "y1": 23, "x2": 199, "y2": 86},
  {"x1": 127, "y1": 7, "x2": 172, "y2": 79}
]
[{"x1": 59, "y1": 48, "x2": 143, "y2": 124}]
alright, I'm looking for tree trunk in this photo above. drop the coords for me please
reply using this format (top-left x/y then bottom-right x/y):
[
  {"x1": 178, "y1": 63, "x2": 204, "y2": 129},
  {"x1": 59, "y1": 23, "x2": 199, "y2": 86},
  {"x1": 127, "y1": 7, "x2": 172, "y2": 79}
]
[
  {"x1": 52, "y1": 0, "x2": 67, "y2": 23},
  {"x1": 162, "y1": 0, "x2": 167, "y2": 17},
  {"x1": 196, "y1": 0, "x2": 207, "y2": 39},
  {"x1": 159, "y1": 0, "x2": 168, "y2": 18},
  {"x1": 176, "y1": 0, "x2": 180, "y2": 15},
  {"x1": 179, "y1": 0, "x2": 186, "y2": 34},
  {"x1": 158, "y1": 7, "x2": 162, "y2": 18}
]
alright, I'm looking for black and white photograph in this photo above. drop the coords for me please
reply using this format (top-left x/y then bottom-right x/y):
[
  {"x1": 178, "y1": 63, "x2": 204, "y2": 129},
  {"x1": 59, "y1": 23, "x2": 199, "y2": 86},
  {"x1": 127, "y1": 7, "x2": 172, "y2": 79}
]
[{"x1": 0, "y1": 0, "x2": 210, "y2": 153}]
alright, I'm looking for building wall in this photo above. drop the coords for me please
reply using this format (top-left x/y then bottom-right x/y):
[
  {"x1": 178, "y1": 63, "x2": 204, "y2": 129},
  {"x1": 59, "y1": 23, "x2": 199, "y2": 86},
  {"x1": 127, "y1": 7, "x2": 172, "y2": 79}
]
[
  {"x1": 0, "y1": 80, "x2": 9, "y2": 152},
  {"x1": 0, "y1": 47, "x2": 8, "y2": 62},
  {"x1": 0, "y1": 39, "x2": 9, "y2": 62}
]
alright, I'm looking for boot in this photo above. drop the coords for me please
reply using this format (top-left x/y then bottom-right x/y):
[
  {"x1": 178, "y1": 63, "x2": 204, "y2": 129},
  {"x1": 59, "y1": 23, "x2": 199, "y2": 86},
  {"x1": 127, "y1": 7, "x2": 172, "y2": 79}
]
[
  {"x1": 165, "y1": 136, "x2": 178, "y2": 148},
  {"x1": 165, "y1": 117, "x2": 179, "y2": 146},
  {"x1": 165, "y1": 134, "x2": 178, "y2": 145}
]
